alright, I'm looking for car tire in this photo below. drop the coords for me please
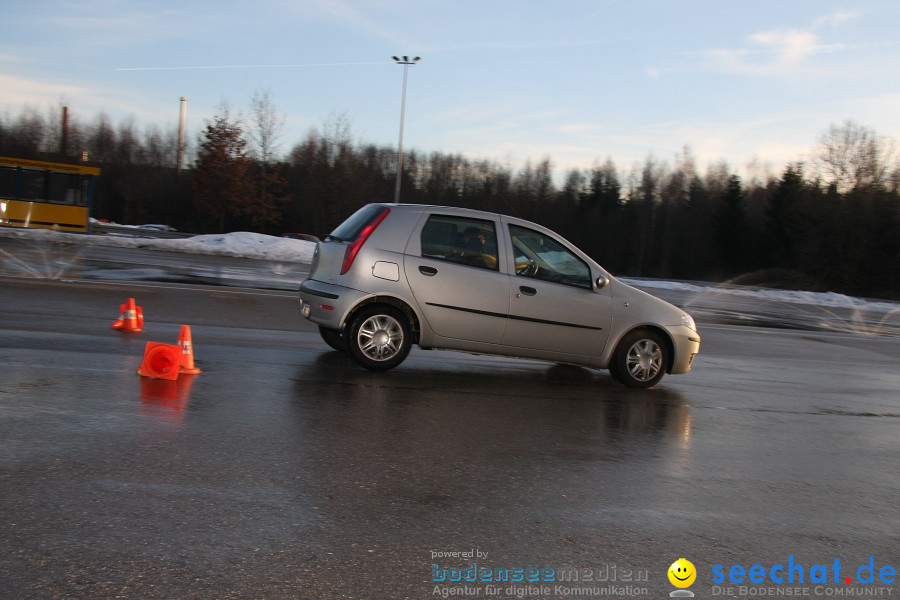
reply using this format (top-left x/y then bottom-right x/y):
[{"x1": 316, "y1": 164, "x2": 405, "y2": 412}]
[
  {"x1": 346, "y1": 305, "x2": 412, "y2": 371},
  {"x1": 319, "y1": 326, "x2": 347, "y2": 352},
  {"x1": 610, "y1": 329, "x2": 668, "y2": 389}
]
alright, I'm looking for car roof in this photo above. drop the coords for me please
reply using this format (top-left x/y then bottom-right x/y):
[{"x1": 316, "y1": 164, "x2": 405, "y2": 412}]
[
  {"x1": 372, "y1": 203, "x2": 564, "y2": 237},
  {"x1": 373, "y1": 203, "x2": 533, "y2": 225}
]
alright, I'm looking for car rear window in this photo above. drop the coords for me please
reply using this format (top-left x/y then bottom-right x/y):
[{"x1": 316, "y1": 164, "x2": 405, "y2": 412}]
[{"x1": 330, "y1": 204, "x2": 390, "y2": 242}]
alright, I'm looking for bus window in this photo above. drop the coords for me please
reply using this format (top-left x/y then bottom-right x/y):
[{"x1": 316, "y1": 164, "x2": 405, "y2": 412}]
[
  {"x1": 21, "y1": 169, "x2": 46, "y2": 202},
  {"x1": 0, "y1": 168, "x2": 14, "y2": 197},
  {"x1": 48, "y1": 172, "x2": 85, "y2": 205}
]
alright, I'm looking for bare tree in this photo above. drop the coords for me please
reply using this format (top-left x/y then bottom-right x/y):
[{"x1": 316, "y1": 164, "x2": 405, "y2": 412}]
[
  {"x1": 247, "y1": 89, "x2": 285, "y2": 166},
  {"x1": 816, "y1": 120, "x2": 897, "y2": 193},
  {"x1": 246, "y1": 90, "x2": 289, "y2": 233},
  {"x1": 3, "y1": 107, "x2": 48, "y2": 156},
  {"x1": 87, "y1": 113, "x2": 116, "y2": 164},
  {"x1": 116, "y1": 118, "x2": 140, "y2": 166}
]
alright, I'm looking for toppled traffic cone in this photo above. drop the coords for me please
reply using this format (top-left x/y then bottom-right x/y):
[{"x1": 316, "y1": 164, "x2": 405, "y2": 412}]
[
  {"x1": 112, "y1": 297, "x2": 143, "y2": 332},
  {"x1": 137, "y1": 342, "x2": 181, "y2": 380},
  {"x1": 177, "y1": 324, "x2": 202, "y2": 375}
]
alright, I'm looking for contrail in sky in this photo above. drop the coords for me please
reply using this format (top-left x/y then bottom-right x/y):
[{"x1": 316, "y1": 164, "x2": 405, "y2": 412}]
[
  {"x1": 588, "y1": 0, "x2": 620, "y2": 19},
  {"x1": 115, "y1": 61, "x2": 387, "y2": 71}
]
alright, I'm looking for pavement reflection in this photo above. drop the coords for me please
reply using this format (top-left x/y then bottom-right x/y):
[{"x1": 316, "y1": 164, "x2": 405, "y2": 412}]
[
  {"x1": 287, "y1": 350, "x2": 693, "y2": 519},
  {"x1": 139, "y1": 375, "x2": 197, "y2": 422}
]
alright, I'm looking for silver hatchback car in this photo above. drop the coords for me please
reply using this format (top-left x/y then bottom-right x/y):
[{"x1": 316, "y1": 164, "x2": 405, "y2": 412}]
[{"x1": 298, "y1": 203, "x2": 700, "y2": 388}]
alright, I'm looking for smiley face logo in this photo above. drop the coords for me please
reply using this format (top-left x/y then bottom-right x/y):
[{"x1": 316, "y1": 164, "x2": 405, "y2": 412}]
[{"x1": 668, "y1": 558, "x2": 696, "y2": 588}]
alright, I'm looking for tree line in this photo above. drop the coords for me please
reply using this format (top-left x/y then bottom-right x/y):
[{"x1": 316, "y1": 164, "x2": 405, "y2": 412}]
[{"x1": 1, "y1": 102, "x2": 898, "y2": 299}]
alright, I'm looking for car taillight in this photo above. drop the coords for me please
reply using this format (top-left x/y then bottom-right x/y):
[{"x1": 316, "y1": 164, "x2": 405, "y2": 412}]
[{"x1": 340, "y1": 207, "x2": 390, "y2": 275}]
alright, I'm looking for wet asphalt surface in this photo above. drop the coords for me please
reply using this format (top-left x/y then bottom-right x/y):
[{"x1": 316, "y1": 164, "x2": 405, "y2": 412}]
[{"x1": 1, "y1": 241, "x2": 899, "y2": 599}]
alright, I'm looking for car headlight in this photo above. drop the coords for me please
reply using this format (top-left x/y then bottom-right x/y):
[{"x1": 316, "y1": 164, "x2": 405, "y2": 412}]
[{"x1": 681, "y1": 314, "x2": 697, "y2": 331}]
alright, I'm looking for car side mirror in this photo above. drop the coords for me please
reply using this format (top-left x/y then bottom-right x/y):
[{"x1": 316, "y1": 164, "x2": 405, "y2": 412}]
[{"x1": 595, "y1": 275, "x2": 610, "y2": 290}]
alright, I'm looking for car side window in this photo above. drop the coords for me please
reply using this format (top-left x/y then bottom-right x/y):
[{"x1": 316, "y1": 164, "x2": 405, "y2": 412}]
[
  {"x1": 508, "y1": 225, "x2": 592, "y2": 289},
  {"x1": 421, "y1": 215, "x2": 499, "y2": 271}
]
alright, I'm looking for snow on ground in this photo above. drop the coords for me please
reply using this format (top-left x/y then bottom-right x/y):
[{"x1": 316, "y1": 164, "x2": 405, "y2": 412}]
[
  {"x1": 0, "y1": 226, "x2": 316, "y2": 263},
  {"x1": 622, "y1": 278, "x2": 900, "y2": 314},
  {"x1": 155, "y1": 231, "x2": 317, "y2": 263}
]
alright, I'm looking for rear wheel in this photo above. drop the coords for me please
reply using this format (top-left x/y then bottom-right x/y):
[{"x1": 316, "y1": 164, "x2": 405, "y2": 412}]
[
  {"x1": 319, "y1": 326, "x2": 347, "y2": 352},
  {"x1": 610, "y1": 329, "x2": 668, "y2": 388},
  {"x1": 346, "y1": 305, "x2": 412, "y2": 371}
]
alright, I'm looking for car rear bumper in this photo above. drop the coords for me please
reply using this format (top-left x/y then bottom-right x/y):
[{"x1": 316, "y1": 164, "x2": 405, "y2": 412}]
[
  {"x1": 298, "y1": 279, "x2": 366, "y2": 331},
  {"x1": 666, "y1": 325, "x2": 701, "y2": 374}
]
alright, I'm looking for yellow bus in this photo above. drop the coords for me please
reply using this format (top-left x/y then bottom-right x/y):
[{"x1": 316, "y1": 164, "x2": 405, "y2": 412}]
[{"x1": 0, "y1": 156, "x2": 101, "y2": 233}]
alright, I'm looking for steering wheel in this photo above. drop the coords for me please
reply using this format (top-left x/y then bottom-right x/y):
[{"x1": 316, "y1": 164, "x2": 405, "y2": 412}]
[{"x1": 516, "y1": 259, "x2": 538, "y2": 276}]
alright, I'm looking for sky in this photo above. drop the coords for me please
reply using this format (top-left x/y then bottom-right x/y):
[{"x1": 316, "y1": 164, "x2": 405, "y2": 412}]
[{"x1": 2, "y1": 0, "x2": 899, "y2": 179}]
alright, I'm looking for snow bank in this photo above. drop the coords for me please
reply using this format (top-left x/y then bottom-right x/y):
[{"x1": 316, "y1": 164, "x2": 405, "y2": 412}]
[
  {"x1": 158, "y1": 232, "x2": 316, "y2": 262},
  {"x1": 0, "y1": 227, "x2": 316, "y2": 263},
  {"x1": 621, "y1": 278, "x2": 899, "y2": 314}
]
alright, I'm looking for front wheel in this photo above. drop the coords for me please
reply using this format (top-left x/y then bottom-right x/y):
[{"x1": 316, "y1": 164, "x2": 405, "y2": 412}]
[
  {"x1": 346, "y1": 305, "x2": 412, "y2": 371},
  {"x1": 610, "y1": 329, "x2": 668, "y2": 388}
]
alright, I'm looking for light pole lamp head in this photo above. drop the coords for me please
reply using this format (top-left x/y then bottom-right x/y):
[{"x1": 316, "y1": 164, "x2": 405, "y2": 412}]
[{"x1": 392, "y1": 55, "x2": 422, "y2": 65}]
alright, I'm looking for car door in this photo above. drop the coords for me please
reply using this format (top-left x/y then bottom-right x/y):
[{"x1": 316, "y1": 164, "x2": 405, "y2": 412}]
[
  {"x1": 501, "y1": 222, "x2": 612, "y2": 357},
  {"x1": 405, "y1": 213, "x2": 510, "y2": 344}
]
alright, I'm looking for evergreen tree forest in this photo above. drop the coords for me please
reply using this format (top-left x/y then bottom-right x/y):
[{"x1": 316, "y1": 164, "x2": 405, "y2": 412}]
[{"x1": 1, "y1": 104, "x2": 898, "y2": 299}]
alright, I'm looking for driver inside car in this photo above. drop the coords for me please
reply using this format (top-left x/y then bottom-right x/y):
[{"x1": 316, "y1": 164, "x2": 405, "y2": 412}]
[{"x1": 461, "y1": 227, "x2": 497, "y2": 269}]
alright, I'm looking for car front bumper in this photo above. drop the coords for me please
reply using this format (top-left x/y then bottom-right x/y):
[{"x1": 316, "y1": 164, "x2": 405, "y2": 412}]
[{"x1": 665, "y1": 324, "x2": 701, "y2": 374}]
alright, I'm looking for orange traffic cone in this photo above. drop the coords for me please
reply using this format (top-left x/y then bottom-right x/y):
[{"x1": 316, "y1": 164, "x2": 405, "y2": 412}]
[
  {"x1": 112, "y1": 297, "x2": 143, "y2": 332},
  {"x1": 113, "y1": 303, "x2": 145, "y2": 329},
  {"x1": 177, "y1": 325, "x2": 202, "y2": 375},
  {"x1": 137, "y1": 342, "x2": 181, "y2": 380}
]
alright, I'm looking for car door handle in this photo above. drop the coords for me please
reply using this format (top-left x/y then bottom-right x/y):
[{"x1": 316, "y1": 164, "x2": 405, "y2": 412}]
[
  {"x1": 518, "y1": 286, "x2": 537, "y2": 296},
  {"x1": 419, "y1": 265, "x2": 438, "y2": 276}
]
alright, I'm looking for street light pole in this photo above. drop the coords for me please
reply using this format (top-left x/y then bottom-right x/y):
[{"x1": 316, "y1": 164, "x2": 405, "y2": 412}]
[{"x1": 392, "y1": 55, "x2": 420, "y2": 204}]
